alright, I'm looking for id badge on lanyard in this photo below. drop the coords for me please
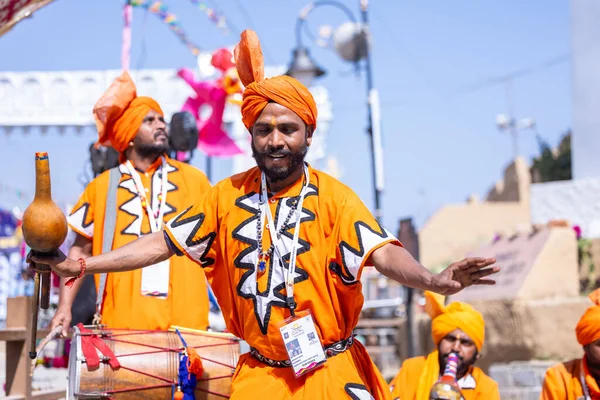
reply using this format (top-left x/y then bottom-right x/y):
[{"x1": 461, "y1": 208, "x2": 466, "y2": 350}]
[
  {"x1": 260, "y1": 165, "x2": 327, "y2": 377},
  {"x1": 278, "y1": 310, "x2": 326, "y2": 377},
  {"x1": 126, "y1": 158, "x2": 170, "y2": 298}
]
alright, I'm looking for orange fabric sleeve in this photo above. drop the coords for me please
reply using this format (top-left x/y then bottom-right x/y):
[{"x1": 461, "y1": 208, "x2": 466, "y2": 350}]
[
  {"x1": 389, "y1": 357, "x2": 426, "y2": 400},
  {"x1": 540, "y1": 360, "x2": 597, "y2": 400},
  {"x1": 541, "y1": 362, "x2": 573, "y2": 400},
  {"x1": 164, "y1": 185, "x2": 219, "y2": 269},
  {"x1": 469, "y1": 368, "x2": 501, "y2": 400},
  {"x1": 330, "y1": 190, "x2": 400, "y2": 284},
  {"x1": 67, "y1": 177, "x2": 97, "y2": 239}
]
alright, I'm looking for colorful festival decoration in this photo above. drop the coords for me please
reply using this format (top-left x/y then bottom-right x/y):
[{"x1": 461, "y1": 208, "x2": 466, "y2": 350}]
[
  {"x1": 177, "y1": 48, "x2": 243, "y2": 156},
  {"x1": 188, "y1": 0, "x2": 231, "y2": 35},
  {"x1": 128, "y1": 0, "x2": 201, "y2": 56},
  {"x1": 0, "y1": 0, "x2": 55, "y2": 37}
]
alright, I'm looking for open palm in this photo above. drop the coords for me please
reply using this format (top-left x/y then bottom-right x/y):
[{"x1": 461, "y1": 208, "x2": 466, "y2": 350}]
[{"x1": 432, "y1": 257, "x2": 499, "y2": 296}]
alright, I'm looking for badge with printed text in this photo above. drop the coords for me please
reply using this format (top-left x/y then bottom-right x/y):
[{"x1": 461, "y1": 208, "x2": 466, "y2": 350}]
[
  {"x1": 278, "y1": 310, "x2": 326, "y2": 377},
  {"x1": 140, "y1": 259, "x2": 170, "y2": 299}
]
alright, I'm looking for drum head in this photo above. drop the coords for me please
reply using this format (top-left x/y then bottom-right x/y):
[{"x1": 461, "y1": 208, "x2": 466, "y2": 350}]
[{"x1": 67, "y1": 325, "x2": 83, "y2": 399}]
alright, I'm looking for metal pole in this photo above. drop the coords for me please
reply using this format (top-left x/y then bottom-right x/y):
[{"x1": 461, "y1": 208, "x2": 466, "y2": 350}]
[
  {"x1": 206, "y1": 156, "x2": 212, "y2": 182},
  {"x1": 359, "y1": 0, "x2": 383, "y2": 223},
  {"x1": 405, "y1": 287, "x2": 415, "y2": 357},
  {"x1": 505, "y1": 79, "x2": 518, "y2": 159}
]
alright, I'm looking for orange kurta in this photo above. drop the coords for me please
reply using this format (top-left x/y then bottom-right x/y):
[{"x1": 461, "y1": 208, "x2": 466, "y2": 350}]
[
  {"x1": 68, "y1": 157, "x2": 211, "y2": 330},
  {"x1": 541, "y1": 358, "x2": 600, "y2": 400},
  {"x1": 389, "y1": 356, "x2": 500, "y2": 400},
  {"x1": 165, "y1": 165, "x2": 401, "y2": 399}
]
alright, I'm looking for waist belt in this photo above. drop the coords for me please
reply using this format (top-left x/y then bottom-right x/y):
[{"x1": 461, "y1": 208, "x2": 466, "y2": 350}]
[{"x1": 249, "y1": 335, "x2": 354, "y2": 368}]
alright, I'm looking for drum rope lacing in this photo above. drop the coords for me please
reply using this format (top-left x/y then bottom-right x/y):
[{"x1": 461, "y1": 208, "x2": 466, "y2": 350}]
[{"x1": 78, "y1": 328, "x2": 239, "y2": 399}]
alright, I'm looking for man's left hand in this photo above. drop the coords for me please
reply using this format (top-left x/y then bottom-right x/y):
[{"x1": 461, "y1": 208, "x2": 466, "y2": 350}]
[{"x1": 431, "y1": 257, "x2": 499, "y2": 296}]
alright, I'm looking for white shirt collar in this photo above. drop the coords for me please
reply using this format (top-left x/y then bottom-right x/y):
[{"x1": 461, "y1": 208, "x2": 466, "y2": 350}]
[{"x1": 457, "y1": 373, "x2": 476, "y2": 389}]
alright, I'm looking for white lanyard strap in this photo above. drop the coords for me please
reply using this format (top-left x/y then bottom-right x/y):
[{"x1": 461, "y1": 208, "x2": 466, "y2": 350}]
[
  {"x1": 260, "y1": 165, "x2": 310, "y2": 311},
  {"x1": 581, "y1": 359, "x2": 592, "y2": 400},
  {"x1": 125, "y1": 157, "x2": 168, "y2": 232}
]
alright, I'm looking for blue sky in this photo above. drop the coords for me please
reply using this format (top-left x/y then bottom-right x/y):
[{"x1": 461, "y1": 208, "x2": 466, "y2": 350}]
[{"x1": 0, "y1": 0, "x2": 571, "y2": 233}]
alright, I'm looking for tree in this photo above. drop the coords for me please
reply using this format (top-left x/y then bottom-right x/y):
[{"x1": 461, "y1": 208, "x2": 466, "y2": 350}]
[{"x1": 531, "y1": 130, "x2": 572, "y2": 183}]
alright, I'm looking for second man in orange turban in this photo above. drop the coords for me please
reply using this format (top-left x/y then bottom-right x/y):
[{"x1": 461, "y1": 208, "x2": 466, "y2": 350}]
[
  {"x1": 389, "y1": 291, "x2": 500, "y2": 400},
  {"x1": 49, "y1": 71, "x2": 212, "y2": 334}
]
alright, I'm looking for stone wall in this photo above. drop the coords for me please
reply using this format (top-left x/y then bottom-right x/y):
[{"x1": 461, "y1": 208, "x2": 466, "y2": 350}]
[{"x1": 489, "y1": 361, "x2": 556, "y2": 400}]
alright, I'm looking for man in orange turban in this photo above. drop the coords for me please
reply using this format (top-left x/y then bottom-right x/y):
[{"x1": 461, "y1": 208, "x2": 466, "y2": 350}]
[
  {"x1": 31, "y1": 30, "x2": 499, "y2": 400},
  {"x1": 48, "y1": 71, "x2": 212, "y2": 334},
  {"x1": 541, "y1": 288, "x2": 600, "y2": 399},
  {"x1": 389, "y1": 291, "x2": 500, "y2": 400}
]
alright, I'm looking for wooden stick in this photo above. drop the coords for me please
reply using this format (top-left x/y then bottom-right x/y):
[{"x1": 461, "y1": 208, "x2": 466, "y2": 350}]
[
  {"x1": 29, "y1": 325, "x2": 63, "y2": 376},
  {"x1": 29, "y1": 272, "x2": 41, "y2": 360},
  {"x1": 40, "y1": 268, "x2": 50, "y2": 310},
  {"x1": 169, "y1": 325, "x2": 239, "y2": 339}
]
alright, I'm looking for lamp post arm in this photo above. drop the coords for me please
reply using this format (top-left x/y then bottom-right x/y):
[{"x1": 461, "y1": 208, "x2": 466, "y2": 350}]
[{"x1": 294, "y1": 0, "x2": 359, "y2": 48}]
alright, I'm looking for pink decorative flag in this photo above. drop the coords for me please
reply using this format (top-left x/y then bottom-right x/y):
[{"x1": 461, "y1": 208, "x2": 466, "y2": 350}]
[{"x1": 177, "y1": 67, "x2": 242, "y2": 156}]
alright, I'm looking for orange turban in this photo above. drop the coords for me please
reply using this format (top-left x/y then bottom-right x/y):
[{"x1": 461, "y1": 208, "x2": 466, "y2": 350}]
[
  {"x1": 576, "y1": 288, "x2": 600, "y2": 346},
  {"x1": 234, "y1": 30, "x2": 317, "y2": 130},
  {"x1": 93, "y1": 71, "x2": 163, "y2": 154},
  {"x1": 413, "y1": 292, "x2": 486, "y2": 400},
  {"x1": 425, "y1": 291, "x2": 485, "y2": 351}
]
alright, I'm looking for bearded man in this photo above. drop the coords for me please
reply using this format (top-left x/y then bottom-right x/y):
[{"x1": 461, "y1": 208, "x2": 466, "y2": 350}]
[
  {"x1": 389, "y1": 291, "x2": 500, "y2": 399},
  {"x1": 51, "y1": 72, "x2": 212, "y2": 334},
  {"x1": 30, "y1": 30, "x2": 499, "y2": 400}
]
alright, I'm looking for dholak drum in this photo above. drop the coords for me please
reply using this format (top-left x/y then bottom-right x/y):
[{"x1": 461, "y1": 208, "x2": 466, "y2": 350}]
[{"x1": 67, "y1": 325, "x2": 241, "y2": 399}]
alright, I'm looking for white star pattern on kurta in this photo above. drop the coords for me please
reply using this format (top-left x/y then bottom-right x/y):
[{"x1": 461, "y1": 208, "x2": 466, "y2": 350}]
[
  {"x1": 151, "y1": 162, "x2": 177, "y2": 217},
  {"x1": 118, "y1": 162, "x2": 178, "y2": 236},
  {"x1": 233, "y1": 186, "x2": 317, "y2": 334}
]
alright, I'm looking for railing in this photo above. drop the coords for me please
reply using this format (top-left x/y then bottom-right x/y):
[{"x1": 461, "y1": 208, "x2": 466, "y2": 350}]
[{"x1": 1, "y1": 296, "x2": 66, "y2": 400}]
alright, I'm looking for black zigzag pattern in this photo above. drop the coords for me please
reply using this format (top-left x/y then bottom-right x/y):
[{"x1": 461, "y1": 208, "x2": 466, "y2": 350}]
[
  {"x1": 330, "y1": 220, "x2": 388, "y2": 286},
  {"x1": 169, "y1": 207, "x2": 216, "y2": 268}
]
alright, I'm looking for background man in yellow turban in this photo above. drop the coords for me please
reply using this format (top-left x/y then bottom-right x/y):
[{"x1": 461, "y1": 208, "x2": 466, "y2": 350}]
[
  {"x1": 30, "y1": 30, "x2": 499, "y2": 399},
  {"x1": 541, "y1": 288, "x2": 600, "y2": 399},
  {"x1": 389, "y1": 291, "x2": 500, "y2": 399},
  {"x1": 49, "y1": 71, "x2": 212, "y2": 334}
]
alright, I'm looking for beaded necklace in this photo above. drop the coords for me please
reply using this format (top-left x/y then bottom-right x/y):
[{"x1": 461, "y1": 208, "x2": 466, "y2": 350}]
[{"x1": 255, "y1": 197, "x2": 298, "y2": 274}]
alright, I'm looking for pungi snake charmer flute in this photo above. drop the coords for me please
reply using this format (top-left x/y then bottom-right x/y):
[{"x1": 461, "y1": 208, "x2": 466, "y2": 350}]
[{"x1": 22, "y1": 152, "x2": 67, "y2": 359}]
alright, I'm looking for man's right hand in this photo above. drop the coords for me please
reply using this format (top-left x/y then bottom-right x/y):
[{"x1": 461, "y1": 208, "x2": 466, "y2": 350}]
[
  {"x1": 51, "y1": 305, "x2": 72, "y2": 337},
  {"x1": 27, "y1": 250, "x2": 80, "y2": 278}
]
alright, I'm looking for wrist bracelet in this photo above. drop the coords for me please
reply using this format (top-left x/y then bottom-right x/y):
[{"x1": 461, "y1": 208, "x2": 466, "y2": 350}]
[{"x1": 65, "y1": 258, "x2": 86, "y2": 289}]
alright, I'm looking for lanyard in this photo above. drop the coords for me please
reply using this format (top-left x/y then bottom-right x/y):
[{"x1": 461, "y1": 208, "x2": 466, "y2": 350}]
[
  {"x1": 125, "y1": 157, "x2": 168, "y2": 233},
  {"x1": 581, "y1": 359, "x2": 592, "y2": 400},
  {"x1": 260, "y1": 165, "x2": 310, "y2": 311}
]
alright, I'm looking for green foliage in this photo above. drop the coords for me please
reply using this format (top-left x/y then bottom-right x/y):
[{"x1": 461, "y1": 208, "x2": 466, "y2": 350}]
[
  {"x1": 578, "y1": 237, "x2": 597, "y2": 294},
  {"x1": 531, "y1": 131, "x2": 572, "y2": 183}
]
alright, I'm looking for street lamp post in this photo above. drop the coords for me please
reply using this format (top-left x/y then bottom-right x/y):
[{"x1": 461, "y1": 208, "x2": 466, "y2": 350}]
[
  {"x1": 495, "y1": 113, "x2": 536, "y2": 159},
  {"x1": 495, "y1": 79, "x2": 536, "y2": 160},
  {"x1": 286, "y1": 0, "x2": 384, "y2": 223}
]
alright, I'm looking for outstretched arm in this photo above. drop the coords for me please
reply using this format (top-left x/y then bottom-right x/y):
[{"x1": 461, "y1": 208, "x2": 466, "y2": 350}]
[
  {"x1": 29, "y1": 231, "x2": 174, "y2": 278},
  {"x1": 369, "y1": 245, "x2": 435, "y2": 290},
  {"x1": 370, "y1": 243, "x2": 499, "y2": 296}
]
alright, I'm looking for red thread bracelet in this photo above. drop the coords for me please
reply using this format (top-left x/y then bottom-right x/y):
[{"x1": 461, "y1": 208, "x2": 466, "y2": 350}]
[{"x1": 65, "y1": 258, "x2": 86, "y2": 288}]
